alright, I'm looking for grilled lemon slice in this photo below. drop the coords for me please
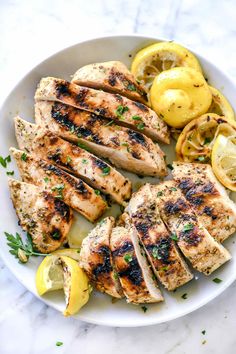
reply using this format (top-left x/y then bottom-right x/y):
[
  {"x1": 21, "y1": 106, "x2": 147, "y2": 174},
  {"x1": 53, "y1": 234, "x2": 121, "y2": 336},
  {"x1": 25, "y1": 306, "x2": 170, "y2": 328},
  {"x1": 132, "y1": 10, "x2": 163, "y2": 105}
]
[
  {"x1": 131, "y1": 41, "x2": 202, "y2": 90},
  {"x1": 36, "y1": 255, "x2": 90, "y2": 316},
  {"x1": 176, "y1": 113, "x2": 236, "y2": 162},
  {"x1": 208, "y1": 86, "x2": 235, "y2": 123},
  {"x1": 150, "y1": 67, "x2": 212, "y2": 128},
  {"x1": 212, "y1": 134, "x2": 236, "y2": 191}
]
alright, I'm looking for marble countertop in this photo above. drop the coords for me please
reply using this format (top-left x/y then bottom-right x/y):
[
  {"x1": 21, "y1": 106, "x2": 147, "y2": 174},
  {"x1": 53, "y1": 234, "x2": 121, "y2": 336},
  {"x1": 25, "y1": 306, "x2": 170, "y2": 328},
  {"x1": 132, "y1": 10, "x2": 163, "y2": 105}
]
[{"x1": 1, "y1": 0, "x2": 236, "y2": 353}]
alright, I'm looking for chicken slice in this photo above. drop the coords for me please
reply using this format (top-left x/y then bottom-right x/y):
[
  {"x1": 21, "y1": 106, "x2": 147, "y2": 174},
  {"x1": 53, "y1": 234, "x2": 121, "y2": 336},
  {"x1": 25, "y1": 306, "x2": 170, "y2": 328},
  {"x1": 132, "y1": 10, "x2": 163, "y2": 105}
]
[
  {"x1": 8, "y1": 179, "x2": 73, "y2": 253},
  {"x1": 14, "y1": 117, "x2": 131, "y2": 204},
  {"x1": 34, "y1": 101, "x2": 167, "y2": 177},
  {"x1": 72, "y1": 61, "x2": 148, "y2": 104},
  {"x1": 110, "y1": 224, "x2": 163, "y2": 304},
  {"x1": 172, "y1": 162, "x2": 236, "y2": 243},
  {"x1": 152, "y1": 181, "x2": 231, "y2": 275},
  {"x1": 10, "y1": 147, "x2": 107, "y2": 222},
  {"x1": 125, "y1": 184, "x2": 193, "y2": 290},
  {"x1": 80, "y1": 216, "x2": 123, "y2": 298},
  {"x1": 34, "y1": 77, "x2": 170, "y2": 144}
]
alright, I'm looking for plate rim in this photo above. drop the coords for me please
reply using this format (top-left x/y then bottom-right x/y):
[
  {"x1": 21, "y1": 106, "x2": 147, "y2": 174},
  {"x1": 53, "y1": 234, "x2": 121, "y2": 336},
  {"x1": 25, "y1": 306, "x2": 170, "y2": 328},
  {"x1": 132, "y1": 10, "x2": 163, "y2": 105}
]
[{"x1": 1, "y1": 33, "x2": 236, "y2": 327}]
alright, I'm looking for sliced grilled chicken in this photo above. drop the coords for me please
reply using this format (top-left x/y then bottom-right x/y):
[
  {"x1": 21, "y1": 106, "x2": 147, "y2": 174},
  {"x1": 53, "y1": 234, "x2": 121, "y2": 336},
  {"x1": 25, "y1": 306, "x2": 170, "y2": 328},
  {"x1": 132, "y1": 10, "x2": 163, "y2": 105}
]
[
  {"x1": 8, "y1": 179, "x2": 73, "y2": 253},
  {"x1": 172, "y1": 162, "x2": 236, "y2": 243},
  {"x1": 125, "y1": 184, "x2": 193, "y2": 290},
  {"x1": 72, "y1": 61, "x2": 148, "y2": 104},
  {"x1": 10, "y1": 147, "x2": 107, "y2": 222},
  {"x1": 14, "y1": 117, "x2": 131, "y2": 204},
  {"x1": 34, "y1": 101, "x2": 167, "y2": 177},
  {"x1": 34, "y1": 77, "x2": 170, "y2": 143},
  {"x1": 80, "y1": 217, "x2": 123, "y2": 298},
  {"x1": 110, "y1": 224, "x2": 163, "y2": 304},
  {"x1": 152, "y1": 181, "x2": 231, "y2": 275}
]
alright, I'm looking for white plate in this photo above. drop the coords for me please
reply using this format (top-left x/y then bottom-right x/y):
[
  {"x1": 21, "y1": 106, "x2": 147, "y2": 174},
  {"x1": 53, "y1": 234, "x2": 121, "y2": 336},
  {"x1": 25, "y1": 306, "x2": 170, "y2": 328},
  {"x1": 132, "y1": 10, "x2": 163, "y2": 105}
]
[{"x1": 1, "y1": 35, "x2": 236, "y2": 327}]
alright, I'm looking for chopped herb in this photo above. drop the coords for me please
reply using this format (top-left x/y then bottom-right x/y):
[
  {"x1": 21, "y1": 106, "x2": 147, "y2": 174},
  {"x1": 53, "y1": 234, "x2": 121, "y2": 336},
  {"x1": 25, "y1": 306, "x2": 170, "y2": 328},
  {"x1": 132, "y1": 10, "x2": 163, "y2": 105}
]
[
  {"x1": 104, "y1": 120, "x2": 114, "y2": 126},
  {"x1": 52, "y1": 231, "x2": 60, "y2": 240},
  {"x1": 132, "y1": 115, "x2": 142, "y2": 121},
  {"x1": 56, "y1": 342, "x2": 63, "y2": 347},
  {"x1": 124, "y1": 254, "x2": 133, "y2": 263},
  {"x1": 113, "y1": 272, "x2": 119, "y2": 280},
  {"x1": 51, "y1": 184, "x2": 65, "y2": 199},
  {"x1": 21, "y1": 152, "x2": 27, "y2": 161},
  {"x1": 202, "y1": 340, "x2": 207, "y2": 345},
  {"x1": 171, "y1": 233, "x2": 178, "y2": 241},
  {"x1": 116, "y1": 105, "x2": 129, "y2": 119},
  {"x1": 66, "y1": 156, "x2": 72, "y2": 163},
  {"x1": 202, "y1": 330, "x2": 206, "y2": 335},
  {"x1": 167, "y1": 163, "x2": 173, "y2": 170},
  {"x1": 4, "y1": 232, "x2": 48, "y2": 263},
  {"x1": 127, "y1": 83, "x2": 136, "y2": 91},
  {"x1": 6, "y1": 171, "x2": 14, "y2": 176},
  {"x1": 183, "y1": 223, "x2": 194, "y2": 232},
  {"x1": 170, "y1": 187, "x2": 177, "y2": 191},
  {"x1": 137, "y1": 122, "x2": 145, "y2": 130},
  {"x1": 121, "y1": 142, "x2": 130, "y2": 152},
  {"x1": 160, "y1": 265, "x2": 169, "y2": 272},
  {"x1": 0, "y1": 155, "x2": 11, "y2": 168},
  {"x1": 82, "y1": 159, "x2": 88, "y2": 164},
  {"x1": 204, "y1": 137, "x2": 211, "y2": 145},
  {"x1": 141, "y1": 306, "x2": 148, "y2": 313},
  {"x1": 77, "y1": 142, "x2": 90, "y2": 152},
  {"x1": 102, "y1": 166, "x2": 110, "y2": 176},
  {"x1": 94, "y1": 189, "x2": 101, "y2": 195},
  {"x1": 157, "y1": 191, "x2": 163, "y2": 197},
  {"x1": 152, "y1": 246, "x2": 161, "y2": 260},
  {"x1": 213, "y1": 277, "x2": 222, "y2": 283},
  {"x1": 44, "y1": 177, "x2": 49, "y2": 183},
  {"x1": 181, "y1": 293, "x2": 188, "y2": 299},
  {"x1": 70, "y1": 125, "x2": 75, "y2": 133},
  {"x1": 198, "y1": 156, "x2": 205, "y2": 162}
]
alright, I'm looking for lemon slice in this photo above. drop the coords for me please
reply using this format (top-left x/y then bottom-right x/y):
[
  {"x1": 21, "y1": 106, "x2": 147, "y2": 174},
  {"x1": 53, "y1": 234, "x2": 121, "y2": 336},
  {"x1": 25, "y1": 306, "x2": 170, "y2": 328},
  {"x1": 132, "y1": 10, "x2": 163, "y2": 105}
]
[
  {"x1": 208, "y1": 86, "x2": 235, "y2": 123},
  {"x1": 36, "y1": 255, "x2": 90, "y2": 316},
  {"x1": 52, "y1": 248, "x2": 81, "y2": 262},
  {"x1": 150, "y1": 67, "x2": 212, "y2": 128},
  {"x1": 131, "y1": 41, "x2": 202, "y2": 90},
  {"x1": 212, "y1": 134, "x2": 236, "y2": 191},
  {"x1": 176, "y1": 113, "x2": 236, "y2": 162}
]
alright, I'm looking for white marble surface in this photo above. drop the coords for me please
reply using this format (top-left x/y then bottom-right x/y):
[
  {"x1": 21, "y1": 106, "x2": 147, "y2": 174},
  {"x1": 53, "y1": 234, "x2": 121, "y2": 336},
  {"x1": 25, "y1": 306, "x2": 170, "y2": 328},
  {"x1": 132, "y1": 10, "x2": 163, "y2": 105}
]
[{"x1": 1, "y1": 0, "x2": 236, "y2": 353}]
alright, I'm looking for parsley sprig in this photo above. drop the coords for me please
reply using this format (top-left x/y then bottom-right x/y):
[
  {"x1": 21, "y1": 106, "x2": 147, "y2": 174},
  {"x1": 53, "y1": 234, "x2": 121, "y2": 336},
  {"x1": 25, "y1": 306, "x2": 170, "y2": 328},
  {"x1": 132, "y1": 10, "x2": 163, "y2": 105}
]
[{"x1": 5, "y1": 232, "x2": 48, "y2": 263}]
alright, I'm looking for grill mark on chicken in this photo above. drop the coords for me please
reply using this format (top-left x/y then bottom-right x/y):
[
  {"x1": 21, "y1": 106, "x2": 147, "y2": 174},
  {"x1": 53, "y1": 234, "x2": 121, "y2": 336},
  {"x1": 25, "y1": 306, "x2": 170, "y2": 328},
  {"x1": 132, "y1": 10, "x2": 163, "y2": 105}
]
[
  {"x1": 133, "y1": 101, "x2": 149, "y2": 112},
  {"x1": 43, "y1": 192, "x2": 71, "y2": 222},
  {"x1": 145, "y1": 238, "x2": 172, "y2": 264},
  {"x1": 92, "y1": 245, "x2": 112, "y2": 278},
  {"x1": 118, "y1": 258, "x2": 144, "y2": 286},
  {"x1": 127, "y1": 130, "x2": 146, "y2": 147},
  {"x1": 164, "y1": 198, "x2": 188, "y2": 214},
  {"x1": 112, "y1": 241, "x2": 134, "y2": 256}
]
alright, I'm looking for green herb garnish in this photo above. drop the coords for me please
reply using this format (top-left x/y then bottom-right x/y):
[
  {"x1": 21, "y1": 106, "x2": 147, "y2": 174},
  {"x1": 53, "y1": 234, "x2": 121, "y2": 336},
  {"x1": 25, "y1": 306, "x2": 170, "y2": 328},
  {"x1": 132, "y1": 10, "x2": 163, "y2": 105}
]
[
  {"x1": 82, "y1": 159, "x2": 88, "y2": 164},
  {"x1": 132, "y1": 115, "x2": 142, "y2": 121},
  {"x1": 116, "y1": 105, "x2": 129, "y2": 119},
  {"x1": 66, "y1": 156, "x2": 72, "y2": 163},
  {"x1": 124, "y1": 254, "x2": 133, "y2": 263},
  {"x1": 44, "y1": 177, "x2": 49, "y2": 183},
  {"x1": 198, "y1": 156, "x2": 205, "y2": 162},
  {"x1": 202, "y1": 330, "x2": 206, "y2": 335},
  {"x1": 141, "y1": 306, "x2": 148, "y2": 313},
  {"x1": 51, "y1": 184, "x2": 65, "y2": 199},
  {"x1": 167, "y1": 163, "x2": 173, "y2": 170},
  {"x1": 137, "y1": 122, "x2": 145, "y2": 130},
  {"x1": 171, "y1": 233, "x2": 178, "y2": 241},
  {"x1": 204, "y1": 137, "x2": 211, "y2": 145},
  {"x1": 77, "y1": 142, "x2": 90, "y2": 152},
  {"x1": 94, "y1": 189, "x2": 101, "y2": 195},
  {"x1": 213, "y1": 277, "x2": 222, "y2": 283},
  {"x1": 56, "y1": 342, "x2": 63, "y2": 347},
  {"x1": 6, "y1": 171, "x2": 14, "y2": 176},
  {"x1": 170, "y1": 187, "x2": 177, "y2": 191},
  {"x1": 181, "y1": 293, "x2": 188, "y2": 299},
  {"x1": 102, "y1": 166, "x2": 110, "y2": 176},
  {"x1": 160, "y1": 265, "x2": 169, "y2": 272},
  {"x1": 152, "y1": 246, "x2": 161, "y2": 260},
  {"x1": 183, "y1": 223, "x2": 194, "y2": 232},
  {"x1": 0, "y1": 155, "x2": 11, "y2": 168},
  {"x1": 21, "y1": 152, "x2": 27, "y2": 161},
  {"x1": 5, "y1": 232, "x2": 48, "y2": 263},
  {"x1": 127, "y1": 83, "x2": 136, "y2": 91},
  {"x1": 157, "y1": 191, "x2": 163, "y2": 197}
]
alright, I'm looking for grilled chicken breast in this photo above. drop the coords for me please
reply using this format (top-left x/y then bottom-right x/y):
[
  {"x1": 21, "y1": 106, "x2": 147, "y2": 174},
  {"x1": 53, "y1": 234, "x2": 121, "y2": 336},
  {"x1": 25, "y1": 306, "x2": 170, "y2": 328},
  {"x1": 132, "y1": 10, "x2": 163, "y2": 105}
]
[
  {"x1": 110, "y1": 224, "x2": 163, "y2": 303},
  {"x1": 10, "y1": 147, "x2": 107, "y2": 222},
  {"x1": 14, "y1": 117, "x2": 131, "y2": 204},
  {"x1": 72, "y1": 61, "x2": 148, "y2": 104},
  {"x1": 34, "y1": 101, "x2": 167, "y2": 177},
  {"x1": 152, "y1": 181, "x2": 231, "y2": 275},
  {"x1": 80, "y1": 217, "x2": 123, "y2": 298},
  {"x1": 125, "y1": 184, "x2": 193, "y2": 290},
  {"x1": 34, "y1": 77, "x2": 170, "y2": 143},
  {"x1": 8, "y1": 179, "x2": 73, "y2": 253},
  {"x1": 172, "y1": 162, "x2": 236, "y2": 243}
]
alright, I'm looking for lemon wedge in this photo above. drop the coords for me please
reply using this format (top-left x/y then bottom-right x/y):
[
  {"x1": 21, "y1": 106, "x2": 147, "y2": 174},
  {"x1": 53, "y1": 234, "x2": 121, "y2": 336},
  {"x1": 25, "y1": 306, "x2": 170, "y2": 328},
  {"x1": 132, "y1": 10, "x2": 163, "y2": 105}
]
[
  {"x1": 212, "y1": 134, "x2": 236, "y2": 191},
  {"x1": 176, "y1": 113, "x2": 236, "y2": 162},
  {"x1": 36, "y1": 254, "x2": 90, "y2": 316},
  {"x1": 52, "y1": 248, "x2": 81, "y2": 262},
  {"x1": 131, "y1": 41, "x2": 202, "y2": 90},
  {"x1": 150, "y1": 67, "x2": 212, "y2": 128},
  {"x1": 208, "y1": 86, "x2": 235, "y2": 123}
]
